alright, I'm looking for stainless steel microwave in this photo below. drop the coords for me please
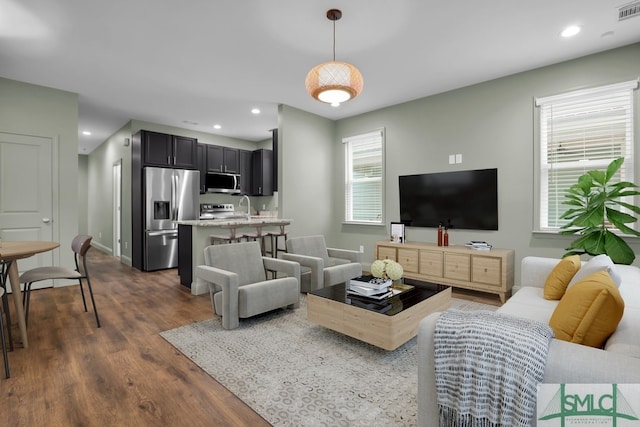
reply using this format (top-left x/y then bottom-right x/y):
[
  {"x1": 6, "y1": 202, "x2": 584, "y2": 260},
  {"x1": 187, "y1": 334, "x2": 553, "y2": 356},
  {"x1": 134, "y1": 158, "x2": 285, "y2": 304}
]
[{"x1": 206, "y1": 172, "x2": 241, "y2": 194}]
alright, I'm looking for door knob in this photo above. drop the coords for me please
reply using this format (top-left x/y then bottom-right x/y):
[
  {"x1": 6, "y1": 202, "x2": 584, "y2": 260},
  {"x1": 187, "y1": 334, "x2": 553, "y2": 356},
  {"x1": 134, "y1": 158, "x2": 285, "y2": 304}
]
[{"x1": 42, "y1": 218, "x2": 51, "y2": 223}]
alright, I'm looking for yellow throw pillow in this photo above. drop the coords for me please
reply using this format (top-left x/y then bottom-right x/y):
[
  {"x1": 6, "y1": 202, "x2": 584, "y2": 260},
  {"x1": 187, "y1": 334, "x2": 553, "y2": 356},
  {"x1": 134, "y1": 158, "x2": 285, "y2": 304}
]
[
  {"x1": 549, "y1": 271, "x2": 624, "y2": 348},
  {"x1": 543, "y1": 255, "x2": 581, "y2": 300}
]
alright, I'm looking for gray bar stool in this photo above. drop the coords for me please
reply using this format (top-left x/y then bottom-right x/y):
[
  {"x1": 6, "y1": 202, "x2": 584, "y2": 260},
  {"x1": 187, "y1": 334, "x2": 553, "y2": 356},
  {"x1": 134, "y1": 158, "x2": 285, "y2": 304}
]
[
  {"x1": 242, "y1": 223, "x2": 270, "y2": 255},
  {"x1": 210, "y1": 224, "x2": 244, "y2": 245},
  {"x1": 265, "y1": 222, "x2": 289, "y2": 258}
]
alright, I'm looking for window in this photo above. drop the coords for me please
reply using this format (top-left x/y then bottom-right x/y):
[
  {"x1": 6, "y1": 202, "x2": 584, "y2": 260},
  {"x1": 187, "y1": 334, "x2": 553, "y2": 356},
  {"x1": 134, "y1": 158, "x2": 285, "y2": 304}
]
[
  {"x1": 536, "y1": 80, "x2": 638, "y2": 230},
  {"x1": 343, "y1": 129, "x2": 384, "y2": 224}
]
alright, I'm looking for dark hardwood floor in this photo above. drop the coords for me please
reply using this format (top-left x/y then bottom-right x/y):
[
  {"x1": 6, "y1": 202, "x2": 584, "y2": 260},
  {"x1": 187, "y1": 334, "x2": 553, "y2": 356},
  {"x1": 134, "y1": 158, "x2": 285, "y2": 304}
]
[
  {"x1": 0, "y1": 248, "x2": 502, "y2": 426},
  {"x1": 0, "y1": 248, "x2": 269, "y2": 427}
]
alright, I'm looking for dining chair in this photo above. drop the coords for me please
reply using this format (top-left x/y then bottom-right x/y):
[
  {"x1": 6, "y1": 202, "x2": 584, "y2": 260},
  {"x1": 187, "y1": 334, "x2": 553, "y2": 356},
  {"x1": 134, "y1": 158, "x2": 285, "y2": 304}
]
[
  {"x1": 19, "y1": 235, "x2": 100, "y2": 328},
  {"x1": 0, "y1": 287, "x2": 9, "y2": 378},
  {"x1": 0, "y1": 261, "x2": 13, "y2": 351}
]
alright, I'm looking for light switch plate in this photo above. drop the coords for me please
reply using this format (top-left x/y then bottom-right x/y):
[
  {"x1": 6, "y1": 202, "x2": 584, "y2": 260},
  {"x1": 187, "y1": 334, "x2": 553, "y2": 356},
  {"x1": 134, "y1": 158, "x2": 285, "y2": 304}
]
[
  {"x1": 449, "y1": 154, "x2": 455, "y2": 164},
  {"x1": 455, "y1": 154, "x2": 462, "y2": 163}
]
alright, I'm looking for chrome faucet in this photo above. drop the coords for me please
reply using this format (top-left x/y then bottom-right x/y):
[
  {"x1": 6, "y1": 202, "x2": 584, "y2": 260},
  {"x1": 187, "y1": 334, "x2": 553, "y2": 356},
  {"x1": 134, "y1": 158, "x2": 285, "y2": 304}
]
[{"x1": 238, "y1": 195, "x2": 251, "y2": 220}]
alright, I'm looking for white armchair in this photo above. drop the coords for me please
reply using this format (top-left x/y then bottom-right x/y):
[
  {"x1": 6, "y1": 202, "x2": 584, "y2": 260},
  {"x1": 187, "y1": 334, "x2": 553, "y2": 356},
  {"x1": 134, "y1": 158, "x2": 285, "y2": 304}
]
[
  {"x1": 196, "y1": 241, "x2": 300, "y2": 330},
  {"x1": 282, "y1": 235, "x2": 362, "y2": 293}
]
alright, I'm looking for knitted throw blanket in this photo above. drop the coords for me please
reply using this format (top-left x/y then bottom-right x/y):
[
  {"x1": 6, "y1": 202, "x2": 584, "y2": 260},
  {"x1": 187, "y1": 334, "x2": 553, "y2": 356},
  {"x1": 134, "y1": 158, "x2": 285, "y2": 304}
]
[{"x1": 434, "y1": 310, "x2": 554, "y2": 427}]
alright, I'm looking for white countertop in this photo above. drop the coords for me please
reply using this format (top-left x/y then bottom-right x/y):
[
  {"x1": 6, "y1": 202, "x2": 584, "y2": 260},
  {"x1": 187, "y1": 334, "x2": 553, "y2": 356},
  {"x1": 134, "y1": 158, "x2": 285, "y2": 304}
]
[{"x1": 175, "y1": 217, "x2": 292, "y2": 227}]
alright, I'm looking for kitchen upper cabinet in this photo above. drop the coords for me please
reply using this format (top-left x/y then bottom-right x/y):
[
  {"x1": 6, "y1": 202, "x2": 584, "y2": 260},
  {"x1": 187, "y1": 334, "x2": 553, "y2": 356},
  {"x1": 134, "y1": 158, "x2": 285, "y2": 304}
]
[
  {"x1": 197, "y1": 143, "x2": 206, "y2": 193},
  {"x1": 141, "y1": 130, "x2": 197, "y2": 169},
  {"x1": 252, "y1": 149, "x2": 273, "y2": 196},
  {"x1": 206, "y1": 145, "x2": 239, "y2": 173},
  {"x1": 239, "y1": 149, "x2": 253, "y2": 195},
  {"x1": 206, "y1": 145, "x2": 222, "y2": 172},
  {"x1": 224, "y1": 148, "x2": 239, "y2": 173},
  {"x1": 173, "y1": 135, "x2": 198, "y2": 169}
]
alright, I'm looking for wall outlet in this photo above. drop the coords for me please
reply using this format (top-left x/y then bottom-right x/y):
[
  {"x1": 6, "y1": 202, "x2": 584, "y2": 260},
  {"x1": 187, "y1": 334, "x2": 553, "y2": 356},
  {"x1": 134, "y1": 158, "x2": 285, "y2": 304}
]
[
  {"x1": 448, "y1": 154, "x2": 455, "y2": 164},
  {"x1": 455, "y1": 153, "x2": 463, "y2": 163},
  {"x1": 359, "y1": 245, "x2": 364, "y2": 253}
]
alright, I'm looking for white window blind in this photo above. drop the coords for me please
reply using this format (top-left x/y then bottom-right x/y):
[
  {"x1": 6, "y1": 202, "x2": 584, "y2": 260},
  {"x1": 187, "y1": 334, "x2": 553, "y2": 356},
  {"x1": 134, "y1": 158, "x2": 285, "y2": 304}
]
[
  {"x1": 343, "y1": 129, "x2": 384, "y2": 224},
  {"x1": 536, "y1": 80, "x2": 638, "y2": 230}
]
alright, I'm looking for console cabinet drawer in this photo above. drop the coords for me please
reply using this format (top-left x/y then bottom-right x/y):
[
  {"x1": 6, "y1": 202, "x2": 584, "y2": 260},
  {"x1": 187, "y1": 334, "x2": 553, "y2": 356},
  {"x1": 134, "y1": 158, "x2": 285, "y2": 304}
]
[
  {"x1": 444, "y1": 253, "x2": 470, "y2": 281},
  {"x1": 397, "y1": 248, "x2": 419, "y2": 273},
  {"x1": 377, "y1": 246, "x2": 396, "y2": 261},
  {"x1": 420, "y1": 250, "x2": 443, "y2": 277},
  {"x1": 471, "y1": 255, "x2": 502, "y2": 287}
]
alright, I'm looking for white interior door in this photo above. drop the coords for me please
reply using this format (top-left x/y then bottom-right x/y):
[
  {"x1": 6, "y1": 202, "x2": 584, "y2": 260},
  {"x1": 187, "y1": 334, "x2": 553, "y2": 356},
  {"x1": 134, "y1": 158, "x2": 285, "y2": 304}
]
[
  {"x1": 0, "y1": 132, "x2": 55, "y2": 291},
  {"x1": 113, "y1": 160, "x2": 122, "y2": 257}
]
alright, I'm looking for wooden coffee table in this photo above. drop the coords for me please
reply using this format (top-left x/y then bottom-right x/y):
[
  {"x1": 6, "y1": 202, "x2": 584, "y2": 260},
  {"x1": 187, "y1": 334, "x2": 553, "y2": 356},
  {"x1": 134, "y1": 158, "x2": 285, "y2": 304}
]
[{"x1": 307, "y1": 278, "x2": 451, "y2": 350}]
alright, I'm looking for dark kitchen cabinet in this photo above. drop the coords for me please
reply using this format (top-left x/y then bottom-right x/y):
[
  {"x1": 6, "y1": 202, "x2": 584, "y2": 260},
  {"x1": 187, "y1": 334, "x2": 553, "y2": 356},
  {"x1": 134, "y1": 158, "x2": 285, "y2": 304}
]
[
  {"x1": 271, "y1": 128, "x2": 278, "y2": 192},
  {"x1": 197, "y1": 143, "x2": 206, "y2": 193},
  {"x1": 141, "y1": 130, "x2": 197, "y2": 169},
  {"x1": 239, "y1": 149, "x2": 253, "y2": 195},
  {"x1": 206, "y1": 145, "x2": 239, "y2": 173},
  {"x1": 178, "y1": 224, "x2": 193, "y2": 287},
  {"x1": 206, "y1": 145, "x2": 223, "y2": 172},
  {"x1": 223, "y1": 147, "x2": 239, "y2": 173},
  {"x1": 173, "y1": 135, "x2": 198, "y2": 169},
  {"x1": 252, "y1": 149, "x2": 273, "y2": 196}
]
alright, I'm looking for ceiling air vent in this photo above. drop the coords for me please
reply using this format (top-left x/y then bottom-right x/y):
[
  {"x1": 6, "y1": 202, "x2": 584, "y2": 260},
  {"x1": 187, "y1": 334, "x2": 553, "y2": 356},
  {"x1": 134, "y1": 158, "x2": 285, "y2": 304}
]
[{"x1": 618, "y1": 1, "x2": 640, "y2": 21}]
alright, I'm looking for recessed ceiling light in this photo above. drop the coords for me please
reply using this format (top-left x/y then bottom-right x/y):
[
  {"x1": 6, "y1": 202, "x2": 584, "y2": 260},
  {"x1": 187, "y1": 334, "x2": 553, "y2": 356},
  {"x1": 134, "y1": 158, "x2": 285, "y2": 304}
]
[
  {"x1": 82, "y1": 131, "x2": 92, "y2": 136},
  {"x1": 561, "y1": 25, "x2": 581, "y2": 38},
  {"x1": 213, "y1": 124, "x2": 221, "y2": 129},
  {"x1": 251, "y1": 108, "x2": 261, "y2": 115}
]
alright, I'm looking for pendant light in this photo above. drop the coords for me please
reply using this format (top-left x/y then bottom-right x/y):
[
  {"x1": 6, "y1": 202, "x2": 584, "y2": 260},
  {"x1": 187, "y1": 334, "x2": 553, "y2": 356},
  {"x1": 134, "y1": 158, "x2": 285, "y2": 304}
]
[{"x1": 305, "y1": 9, "x2": 363, "y2": 106}]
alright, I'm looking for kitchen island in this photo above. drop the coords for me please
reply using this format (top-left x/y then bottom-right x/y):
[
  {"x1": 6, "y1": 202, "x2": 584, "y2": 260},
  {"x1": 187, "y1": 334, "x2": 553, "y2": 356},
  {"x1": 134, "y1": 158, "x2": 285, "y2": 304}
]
[{"x1": 175, "y1": 217, "x2": 292, "y2": 295}]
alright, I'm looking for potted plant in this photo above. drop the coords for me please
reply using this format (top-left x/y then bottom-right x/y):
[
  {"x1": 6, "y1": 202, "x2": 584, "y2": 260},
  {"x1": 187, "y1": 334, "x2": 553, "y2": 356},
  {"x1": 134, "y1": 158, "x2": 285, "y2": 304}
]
[{"x1": 560, "y1": 157, "x2": 640, "y2": 264}]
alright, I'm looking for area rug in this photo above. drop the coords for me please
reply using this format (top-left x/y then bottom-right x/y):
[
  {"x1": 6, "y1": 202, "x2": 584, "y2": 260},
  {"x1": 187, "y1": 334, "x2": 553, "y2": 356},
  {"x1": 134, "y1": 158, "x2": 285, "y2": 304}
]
[{"x1": 160, "y1": 296, "x2": 497, "y2": 427}]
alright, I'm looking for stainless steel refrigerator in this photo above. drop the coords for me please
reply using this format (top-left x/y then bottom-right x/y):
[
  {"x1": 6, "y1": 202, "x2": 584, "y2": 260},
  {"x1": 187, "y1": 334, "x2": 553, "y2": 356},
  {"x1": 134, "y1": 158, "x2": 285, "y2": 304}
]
[{"x1": 144, "y1": 167, "x2": 199, "y2": 271}]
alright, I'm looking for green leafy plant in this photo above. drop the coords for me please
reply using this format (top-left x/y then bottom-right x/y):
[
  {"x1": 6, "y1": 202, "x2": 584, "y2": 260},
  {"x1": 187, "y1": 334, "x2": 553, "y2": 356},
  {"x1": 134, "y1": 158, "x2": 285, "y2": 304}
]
[{"x1": 560, "y1": 157, "x2": 640, "y2": 264}]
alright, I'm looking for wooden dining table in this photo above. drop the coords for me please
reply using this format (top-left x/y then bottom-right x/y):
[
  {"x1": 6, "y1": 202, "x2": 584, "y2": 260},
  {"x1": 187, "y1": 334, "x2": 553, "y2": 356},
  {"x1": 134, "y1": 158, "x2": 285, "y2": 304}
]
[{"x1": 0, "y1": 240, "x2": 60, "y2": 349}]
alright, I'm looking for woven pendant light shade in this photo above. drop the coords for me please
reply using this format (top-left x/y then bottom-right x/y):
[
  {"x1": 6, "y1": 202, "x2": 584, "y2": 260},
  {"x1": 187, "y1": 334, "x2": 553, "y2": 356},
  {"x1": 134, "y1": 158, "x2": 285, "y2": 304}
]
[
  {"x1": 306, "y1": 61, "x2": 363, "y2": 104},
  {"x1": 306, "y1": 9, "x2": 363, "y2": 105}
]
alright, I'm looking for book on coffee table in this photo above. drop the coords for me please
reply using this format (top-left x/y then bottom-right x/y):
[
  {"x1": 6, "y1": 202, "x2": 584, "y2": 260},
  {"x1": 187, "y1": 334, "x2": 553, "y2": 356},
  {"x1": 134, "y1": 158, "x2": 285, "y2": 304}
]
[
  {"x1": 349, "y1": 275, "x2": 392, "y2": 290},
  {"x1": 348, "y1": 284, "x2": 389, "y2": 296},
  {"x1": 346, "y1": 288, "x2": 393, "y2": 300}
]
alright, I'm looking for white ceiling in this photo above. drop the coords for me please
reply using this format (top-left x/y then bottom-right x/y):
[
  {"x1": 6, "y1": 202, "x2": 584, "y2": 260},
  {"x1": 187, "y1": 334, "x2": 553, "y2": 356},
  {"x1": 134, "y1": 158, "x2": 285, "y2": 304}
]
[{"x1": 1, "y1": 0, "x2": 639, "y2": 154}]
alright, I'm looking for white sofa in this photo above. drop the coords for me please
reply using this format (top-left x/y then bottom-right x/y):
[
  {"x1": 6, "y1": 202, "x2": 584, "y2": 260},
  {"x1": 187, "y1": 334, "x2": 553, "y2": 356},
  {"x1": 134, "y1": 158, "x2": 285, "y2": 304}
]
[{"x1": 417, "y1": 256, "x2": 640, "y2": 426}]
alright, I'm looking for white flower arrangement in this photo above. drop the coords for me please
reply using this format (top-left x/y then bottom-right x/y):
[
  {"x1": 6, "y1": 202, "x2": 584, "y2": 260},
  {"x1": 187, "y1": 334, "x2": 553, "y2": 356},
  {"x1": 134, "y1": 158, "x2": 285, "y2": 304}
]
[{"x1": 370, "y1": 259, "x2": 404, "y2": 281}]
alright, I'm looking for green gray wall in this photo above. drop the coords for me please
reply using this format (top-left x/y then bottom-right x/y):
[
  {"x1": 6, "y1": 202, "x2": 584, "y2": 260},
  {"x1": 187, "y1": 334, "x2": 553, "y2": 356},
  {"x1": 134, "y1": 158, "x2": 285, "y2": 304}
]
[
  {"x1": 278, "y1": 105, "x2": 336, "y2": 238},
  {"x1": 324, "y1": 43, "x2": 640, "y2": 279},
  {"x1": 0, "y1": 77, "x2": 79, "y2": 270},
  {"x1": 87, "y1": 122, "x2": 132, "y2": 258}
]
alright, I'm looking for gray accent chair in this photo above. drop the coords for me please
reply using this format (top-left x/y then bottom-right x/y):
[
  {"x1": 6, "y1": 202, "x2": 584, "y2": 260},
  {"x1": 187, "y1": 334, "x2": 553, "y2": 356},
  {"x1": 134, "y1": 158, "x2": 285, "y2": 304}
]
[
  {"x1": 196, "y1": 241, "x2": 300, "y2": 330},
  {"x1": 282, "y1": 235, "x2": 362, "y2": 293}
]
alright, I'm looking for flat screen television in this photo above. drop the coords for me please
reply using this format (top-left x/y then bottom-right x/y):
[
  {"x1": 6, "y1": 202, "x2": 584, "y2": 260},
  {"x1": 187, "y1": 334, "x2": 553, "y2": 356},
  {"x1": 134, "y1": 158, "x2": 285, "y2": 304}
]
[{"x1": 398, "y1": 168, "x2": 498, "y2": 230}]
